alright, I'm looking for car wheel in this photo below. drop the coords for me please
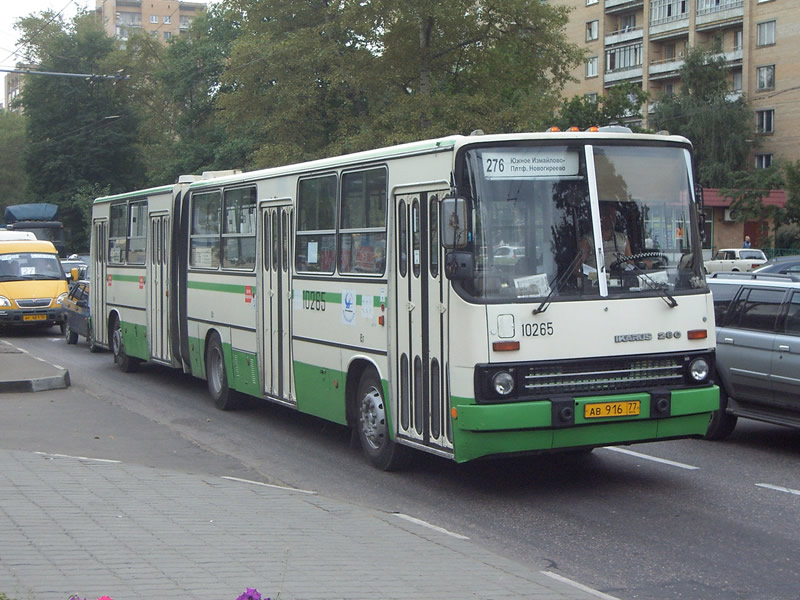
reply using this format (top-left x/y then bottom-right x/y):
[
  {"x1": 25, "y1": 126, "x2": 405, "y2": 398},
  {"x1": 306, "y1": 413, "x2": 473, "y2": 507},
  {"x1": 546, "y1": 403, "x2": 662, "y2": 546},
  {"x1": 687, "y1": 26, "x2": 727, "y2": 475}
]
[
  {"x1": 355, "y1": 369, "x2": 412, "y2": 471},
  {"x1": 206, "y1": 334, "x2": 239, "y2": 411},
  {"x1": 705, "y1": 386, "x2": 737, "y2": 441},
  {"x1": 64, "y1": 320, "x2": 78, "y2": 345},
  {"x1": 111, "y1": 317, "x2": 139, "y2": 372}
]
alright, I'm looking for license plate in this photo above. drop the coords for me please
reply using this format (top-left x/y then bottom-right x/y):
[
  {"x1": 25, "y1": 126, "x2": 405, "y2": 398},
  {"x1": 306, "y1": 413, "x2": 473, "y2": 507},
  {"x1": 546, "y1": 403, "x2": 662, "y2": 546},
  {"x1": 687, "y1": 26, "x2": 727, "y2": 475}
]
[
  {"x1": 584, "y1": 400, "x2": 640, "y2": 419},
  {"x1": 23, "y1": 315, "x2": 48, "y2": 322}
]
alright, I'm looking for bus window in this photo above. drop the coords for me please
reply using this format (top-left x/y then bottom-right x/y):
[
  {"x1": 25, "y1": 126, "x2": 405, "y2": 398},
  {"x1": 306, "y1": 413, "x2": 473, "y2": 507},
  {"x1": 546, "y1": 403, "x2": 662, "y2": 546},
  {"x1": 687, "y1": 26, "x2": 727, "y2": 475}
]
[
  {"x1": 296, "y1": 175, "x2": 336, "y2": 273},
  {"x1": 222, "y1": 187, "x2": 256, "y2": 270},
  {"x1": 128, "y1": 201, "x2": 147, "y2": 265},
  {"x1": 339, "y1": 168, "x2": 387, "y2": 275},
  {"x1": 190, "y1": 191, "x2": 221, "y2": 269},
  {"x1": 108, "y1": 203, "x2": 128, "y2": 265}
]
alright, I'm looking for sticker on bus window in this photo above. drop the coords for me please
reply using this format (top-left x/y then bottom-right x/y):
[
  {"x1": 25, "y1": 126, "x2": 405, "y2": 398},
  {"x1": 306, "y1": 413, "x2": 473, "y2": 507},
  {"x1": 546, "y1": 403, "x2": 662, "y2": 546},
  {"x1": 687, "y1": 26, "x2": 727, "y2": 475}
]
[
  {"x1": 482, "y1": 150, "x2": 579, "y2": 179},
  {"x1": 307, "y1": 241, "x2": 319, "y2": 264}
]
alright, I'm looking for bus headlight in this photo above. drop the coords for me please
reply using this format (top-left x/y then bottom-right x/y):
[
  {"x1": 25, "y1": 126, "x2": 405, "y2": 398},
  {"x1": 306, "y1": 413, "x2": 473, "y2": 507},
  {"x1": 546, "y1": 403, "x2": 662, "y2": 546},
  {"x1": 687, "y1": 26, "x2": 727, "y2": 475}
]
[
  {"x1": 688, "y1": 357, "x2": 709, "y2": 382},
  {"x1": 56, "y1": 292, "x2": 68, "y2": 306},
  {"x1": 492, "y1": 371, "x2": 515, "y2": 396},
  {"x1": 0, "y1": 296, "x2": 10, "y2": 307}
]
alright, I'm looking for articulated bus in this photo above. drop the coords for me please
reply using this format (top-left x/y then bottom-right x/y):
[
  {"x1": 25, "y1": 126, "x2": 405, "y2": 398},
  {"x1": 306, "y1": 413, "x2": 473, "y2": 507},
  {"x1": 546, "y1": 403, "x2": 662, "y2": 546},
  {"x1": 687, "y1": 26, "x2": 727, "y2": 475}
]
[{"x1": 90, "y1": 129, "x2": 719, "y2": 469}]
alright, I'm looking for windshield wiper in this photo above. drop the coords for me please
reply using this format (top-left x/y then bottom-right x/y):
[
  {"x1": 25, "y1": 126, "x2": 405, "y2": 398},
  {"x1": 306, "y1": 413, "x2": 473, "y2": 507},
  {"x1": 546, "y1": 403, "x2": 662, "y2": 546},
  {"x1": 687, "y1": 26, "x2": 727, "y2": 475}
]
[
  {"x1": 533, "y1": 252, "x2": 585, "y2": 315},
  {"x1": 613, "y1": 253, "x2": 678, "y2": 308}
]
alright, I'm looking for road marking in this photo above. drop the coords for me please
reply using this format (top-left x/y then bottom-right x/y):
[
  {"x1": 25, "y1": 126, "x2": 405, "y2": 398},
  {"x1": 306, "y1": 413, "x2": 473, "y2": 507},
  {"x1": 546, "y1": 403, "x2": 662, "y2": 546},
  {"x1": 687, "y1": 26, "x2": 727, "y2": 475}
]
[
  {"x1": 756, "y1": 483, "x2": 800, "y2": 496},
  {"x1": 601, "y1": 446, "x2": 699, "y2": 470},
  {"x1": 393, "y1": 513, "x2": 470, "y2": 540},
  {"x1": 34, "y1": 452, "x2": 120, "y2": 463},
  {"x1": 221, "y1": 475, "x2": 316, "y2": 495},
  {"x1": 540, "y1": 571, "x2": 622, "y2": 600}
]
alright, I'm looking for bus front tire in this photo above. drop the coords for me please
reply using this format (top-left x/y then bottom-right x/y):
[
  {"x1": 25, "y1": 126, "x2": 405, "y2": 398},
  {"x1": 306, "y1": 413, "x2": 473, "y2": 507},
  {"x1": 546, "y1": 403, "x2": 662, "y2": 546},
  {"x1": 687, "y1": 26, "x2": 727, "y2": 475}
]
[
  {"x1": 111, "y1": 317, "x2": 139, "y2": 373},
  {"x1": 355, "y1": 369, "x2": 411, "y2": 471},
  {"x1": 705, "y1": 387, "x2": 737, "y2": 441},
  {"x1": 206, "y1": 336, "x2": 240, "y2": 411}
]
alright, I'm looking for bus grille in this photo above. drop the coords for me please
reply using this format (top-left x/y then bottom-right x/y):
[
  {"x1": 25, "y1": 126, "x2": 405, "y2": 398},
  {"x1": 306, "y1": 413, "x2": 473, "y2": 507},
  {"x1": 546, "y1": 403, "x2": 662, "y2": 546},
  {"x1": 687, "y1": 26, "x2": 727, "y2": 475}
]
[
  {"x1": 521, "y1": 356, "x2": 685, "y2": 397},
  {"x1": 16, "y1": 298, "x2": 52, "y2": 308}
]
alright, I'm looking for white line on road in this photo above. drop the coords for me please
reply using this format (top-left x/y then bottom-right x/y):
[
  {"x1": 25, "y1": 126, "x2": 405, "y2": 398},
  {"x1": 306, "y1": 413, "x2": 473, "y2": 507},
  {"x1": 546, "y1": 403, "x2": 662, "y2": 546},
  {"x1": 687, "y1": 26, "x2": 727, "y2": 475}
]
[
  {"x1": 34, "y1": 451, "x2": 121, "y2": 463},
  {"x1": 540, "y1": 571, "x2": 623, "y2": 600},
  {"x1": 393, "y1": 513, "x2": 470, "y2": 539},
  {"x1": 601, "y1": 446, "x2": 700, "y2": 470},
  {"x1": 221, "y1": 475, "x2": 316, "y2": 495},
  {"x1": 756, "y1": 483, "x2": 800, "y2": 496}
]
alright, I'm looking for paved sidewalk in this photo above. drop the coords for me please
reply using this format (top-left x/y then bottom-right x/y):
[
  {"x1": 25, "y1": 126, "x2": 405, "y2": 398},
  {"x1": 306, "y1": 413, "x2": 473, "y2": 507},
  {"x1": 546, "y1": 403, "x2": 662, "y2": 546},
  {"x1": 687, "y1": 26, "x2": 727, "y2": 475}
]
[{"x1": 0, "y1": 340, "x2": 608, "y2": 600}]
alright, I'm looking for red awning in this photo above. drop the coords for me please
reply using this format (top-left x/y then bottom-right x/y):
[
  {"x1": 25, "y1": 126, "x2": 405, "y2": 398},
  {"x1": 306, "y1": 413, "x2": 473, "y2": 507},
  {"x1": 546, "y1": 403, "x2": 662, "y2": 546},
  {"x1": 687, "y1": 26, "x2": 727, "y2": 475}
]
[{"x1": 702, "y1": 188, "x2": 786, "y2": 208}]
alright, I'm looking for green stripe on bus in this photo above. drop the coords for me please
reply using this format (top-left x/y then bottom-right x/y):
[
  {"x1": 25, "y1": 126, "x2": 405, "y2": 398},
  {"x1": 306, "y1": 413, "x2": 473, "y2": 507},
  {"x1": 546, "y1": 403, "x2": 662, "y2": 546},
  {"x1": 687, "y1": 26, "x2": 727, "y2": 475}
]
[
  {"x1": 188, "y1": 280, "x2": 249, "y2": 294},
  {"x1": 111, "y1": 274, "x2": 144, "y2": 283}
]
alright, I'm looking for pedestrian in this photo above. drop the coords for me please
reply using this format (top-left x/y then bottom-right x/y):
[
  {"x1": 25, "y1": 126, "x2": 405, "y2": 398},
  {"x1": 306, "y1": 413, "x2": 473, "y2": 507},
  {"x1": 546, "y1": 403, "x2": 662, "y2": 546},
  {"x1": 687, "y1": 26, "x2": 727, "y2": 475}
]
[{"x1": 742, "y1": 235, "x2": 752, "y2": 248}]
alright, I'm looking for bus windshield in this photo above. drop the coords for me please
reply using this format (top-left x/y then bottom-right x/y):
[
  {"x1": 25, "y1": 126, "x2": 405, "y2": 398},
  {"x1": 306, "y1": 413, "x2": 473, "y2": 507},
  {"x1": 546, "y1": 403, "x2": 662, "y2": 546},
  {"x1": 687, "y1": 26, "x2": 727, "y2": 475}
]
[{"x1": 459, "y1": 142, "x2": 707, "y2": 302}]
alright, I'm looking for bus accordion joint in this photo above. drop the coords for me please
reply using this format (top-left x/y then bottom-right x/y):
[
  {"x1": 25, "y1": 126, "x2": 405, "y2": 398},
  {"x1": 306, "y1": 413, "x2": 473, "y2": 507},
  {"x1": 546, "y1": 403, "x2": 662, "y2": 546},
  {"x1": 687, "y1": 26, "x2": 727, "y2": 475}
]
[
  {"x1": 687, "y1": 329, "x2": 708, "y2": 340},
  {"x1": 492, "y1": 341, "x2": 520, "y2": 352}
]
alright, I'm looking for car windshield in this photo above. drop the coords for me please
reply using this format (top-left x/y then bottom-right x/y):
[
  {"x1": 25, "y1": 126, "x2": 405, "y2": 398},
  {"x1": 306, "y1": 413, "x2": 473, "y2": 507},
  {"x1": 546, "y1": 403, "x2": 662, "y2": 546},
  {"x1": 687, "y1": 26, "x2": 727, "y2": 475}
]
[
  {"x1": 0, "y1": 252, "x2": 65, "y2": 281},
  {"x1": 456, "y1": 141, "x2": 707, "y2": 302}
]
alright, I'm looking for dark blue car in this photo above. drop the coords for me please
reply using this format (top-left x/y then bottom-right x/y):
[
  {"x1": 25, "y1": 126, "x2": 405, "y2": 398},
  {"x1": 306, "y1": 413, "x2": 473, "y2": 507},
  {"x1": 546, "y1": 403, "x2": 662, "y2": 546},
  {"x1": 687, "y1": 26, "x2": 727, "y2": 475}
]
[
  {"x1": 753, "y1": 255, "x2": 800, "y2": 275},
  {"x1": 62, "y1": 280, "x2": 101, "y2": 352}
]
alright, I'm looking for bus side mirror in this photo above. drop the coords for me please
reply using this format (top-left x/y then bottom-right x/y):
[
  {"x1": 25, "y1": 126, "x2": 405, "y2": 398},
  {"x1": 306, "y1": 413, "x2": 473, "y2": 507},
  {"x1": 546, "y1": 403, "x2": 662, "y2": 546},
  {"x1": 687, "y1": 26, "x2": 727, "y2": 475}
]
[
  {"x1": 441, "y1": 196, "x2": 469, "y2": 249},
  {"x1": 70, "y1": 267, "x2": 79, "y2": 281}
]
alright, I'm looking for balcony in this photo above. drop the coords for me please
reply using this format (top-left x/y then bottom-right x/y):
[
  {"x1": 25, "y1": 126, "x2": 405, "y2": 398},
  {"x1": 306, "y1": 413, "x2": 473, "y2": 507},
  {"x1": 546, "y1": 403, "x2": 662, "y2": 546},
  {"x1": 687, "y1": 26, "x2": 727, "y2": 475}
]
[
  {"x1": 696, "y1": 0, "x2": 744, "y2": 30},
  {"x1": 605, "y1": 0, "x2": 644, "y2": 13},
  {"x1": 649, "y1": 15, "x2": 689, "y2": 39},
  {"x1": 648, "y1": 56, "x2": 684, "y2": 80},
  {"x1": 605, "y1": 26, "x2": 643, "y2": 47},
  {"x1": 604, "y1": 65, "x2": 643, "y2": 85}
]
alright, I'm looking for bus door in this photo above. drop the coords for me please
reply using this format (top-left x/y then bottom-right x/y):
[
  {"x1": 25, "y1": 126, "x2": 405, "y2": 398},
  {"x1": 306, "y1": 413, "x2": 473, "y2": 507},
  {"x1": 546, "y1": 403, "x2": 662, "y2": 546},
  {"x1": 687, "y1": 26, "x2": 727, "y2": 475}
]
[
  {"x1": 91, "y1": 219, "x2": 108, "y2": 347},
  {"x1": 259, "y1": 202, "x2": 295, "y2": 405},
  {"x1": 147, "y1": 213, "x2": 171, "y2": 363},
  {"x1": 394, "y1": 189, "x2": 452, "y2": 452}
]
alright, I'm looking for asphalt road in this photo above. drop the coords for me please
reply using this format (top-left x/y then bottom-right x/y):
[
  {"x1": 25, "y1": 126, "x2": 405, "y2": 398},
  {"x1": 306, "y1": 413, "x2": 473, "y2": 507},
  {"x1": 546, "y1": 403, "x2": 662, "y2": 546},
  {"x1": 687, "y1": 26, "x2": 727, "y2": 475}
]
[{"x1": 3, "y1": 326, "x2": 800, "y2": 600}]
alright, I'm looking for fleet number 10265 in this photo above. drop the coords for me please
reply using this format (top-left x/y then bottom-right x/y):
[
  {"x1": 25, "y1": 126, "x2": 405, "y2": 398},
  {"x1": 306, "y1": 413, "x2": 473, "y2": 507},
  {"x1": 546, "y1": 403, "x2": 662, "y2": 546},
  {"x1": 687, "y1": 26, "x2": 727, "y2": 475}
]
[{"x1": 522, "y1": 322, "x2": 554, "y2": 337}]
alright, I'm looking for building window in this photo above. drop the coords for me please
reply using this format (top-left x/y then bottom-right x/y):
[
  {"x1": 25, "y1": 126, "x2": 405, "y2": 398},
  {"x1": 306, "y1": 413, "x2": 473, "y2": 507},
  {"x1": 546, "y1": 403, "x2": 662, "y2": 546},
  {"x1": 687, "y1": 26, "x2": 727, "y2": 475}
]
[
  {"x1": 585, "y1": 92, "x2": 598, "y2": 103},
  {"x1": 586, "y1": 20, "x2": 599, "y2": 42},
  {"x1": 733, "y1": 30, "x2": 743, "y2": 51},
  {"x1": 586, "y1": 56, "x2": 598, "y2": 78},
  {"x1": 757, "y1": 65, "x2": 775, "y2": 91},
  {"x1": 664, "y1": 43, "x2": 676, "y2": 59},
  {"x1": 164, "y1": 31, "x2": 172, "y2": 40},
  {"x1": 150, "y1": 15, "x2": 158, "y2": 24},
  {"x1": 621, "y1": 14, "x2": 636, "y2": 32},
  {"x1": 650, "y1": 0, "x2": 688, "y2": 25},
  {"x1": 163, "y1": 15, "x2": 171, "y2": 24},
  {"x1": 732, "y1": 71, "x2": 742, "y2": 92},
  {"x1": 756, "y1": 109, "x2": 774, "y2": 134},
  {"x1": 755, "y1": 154, "x2": 773, "y2": 169},
  {"x1": 757, "y1": 21, "x2": 776, "y2": 47},
  {"x1": 586, "y1": 0, "x2": 598, "y2": 4},
  {"x1": 664, "y1": 82, "x2": 675, "y2": 96}
]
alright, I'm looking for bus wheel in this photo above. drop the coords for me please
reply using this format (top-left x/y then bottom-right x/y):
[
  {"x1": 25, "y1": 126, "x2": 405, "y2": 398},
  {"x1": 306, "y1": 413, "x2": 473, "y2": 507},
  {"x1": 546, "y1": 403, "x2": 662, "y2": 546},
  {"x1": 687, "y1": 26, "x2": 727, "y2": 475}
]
[
  {"x1": 206, "y1": 335, "x2": 239, "y2": 411},
  {"x1": 111, "y1": 317, "x2": 139, "y2": 372},
  {"x1": 705, "y1": 386, "x2": 737, "y2": 441},
  {"x1": 355, "y1": 369, "x2": 411, "y2": 471},
  {"x1": 64, "y1": 320, "x2": 78, "y2": 345}
]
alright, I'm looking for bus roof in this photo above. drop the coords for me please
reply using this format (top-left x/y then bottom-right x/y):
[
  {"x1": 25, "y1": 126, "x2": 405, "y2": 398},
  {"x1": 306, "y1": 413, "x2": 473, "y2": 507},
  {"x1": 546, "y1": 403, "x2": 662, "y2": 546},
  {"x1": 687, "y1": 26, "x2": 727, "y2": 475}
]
[{"x1": 93, "y1": 184, "x2": 176, "y2": 205}]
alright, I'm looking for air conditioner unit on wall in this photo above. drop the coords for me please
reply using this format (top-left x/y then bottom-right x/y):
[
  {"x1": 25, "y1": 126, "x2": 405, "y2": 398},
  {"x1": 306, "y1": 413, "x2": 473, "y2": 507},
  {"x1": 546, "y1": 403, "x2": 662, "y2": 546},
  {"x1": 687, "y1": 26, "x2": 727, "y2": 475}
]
[{"x1": 723, "y1": 208, "x2": 737, "y2": 222}]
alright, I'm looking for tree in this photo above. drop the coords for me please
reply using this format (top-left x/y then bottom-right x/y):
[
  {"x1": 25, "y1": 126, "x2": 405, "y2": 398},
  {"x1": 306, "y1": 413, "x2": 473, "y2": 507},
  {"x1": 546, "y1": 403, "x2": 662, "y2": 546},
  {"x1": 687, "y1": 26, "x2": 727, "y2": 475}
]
[
  {"x1": 721, "y1": 165, "x2": 784, "y2": 247},
  {"x1": 649, "y1": 47, "x2": 754, "y2": 188},
  {"x1": 218, "y1": 0, "x2": 585, "y2": 167},
  {"x1": 0, "y1": 111, "x2": 27, "y2": 215},
  {"x1": 554, "y1": 83, "x2": 648, "y2": 131},
  {"x1": 17, "y1": 10, "x2": 145, "y2": 252}
]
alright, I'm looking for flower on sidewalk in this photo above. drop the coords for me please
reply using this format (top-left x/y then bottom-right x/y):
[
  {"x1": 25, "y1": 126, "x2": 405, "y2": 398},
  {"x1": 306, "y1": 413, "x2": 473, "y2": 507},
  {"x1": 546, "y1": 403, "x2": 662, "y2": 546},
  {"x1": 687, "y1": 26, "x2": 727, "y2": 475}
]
[{"x1": 236, "y1": 589, "x2": 265, "y2": 600}]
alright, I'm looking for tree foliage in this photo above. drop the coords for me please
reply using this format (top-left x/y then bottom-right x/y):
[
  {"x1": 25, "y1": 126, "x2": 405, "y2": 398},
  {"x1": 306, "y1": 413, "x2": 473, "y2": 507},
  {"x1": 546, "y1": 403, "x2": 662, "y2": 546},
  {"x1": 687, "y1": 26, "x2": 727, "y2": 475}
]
[
  {"x1": 721, "y1": 165, "x2": 784, "y2": 246},
  {"x1": 554, "y1": 83, "x2": 648, "y2": 131},
  {"x1": 0, "y1": 111, "x2": 27, "y2": 215},
  {"x1": 649, "y1": 47, "x2": 753, "y2": 188},
  {"x1": 17, "y1": 10, "x2": 144, "y2": 251}
]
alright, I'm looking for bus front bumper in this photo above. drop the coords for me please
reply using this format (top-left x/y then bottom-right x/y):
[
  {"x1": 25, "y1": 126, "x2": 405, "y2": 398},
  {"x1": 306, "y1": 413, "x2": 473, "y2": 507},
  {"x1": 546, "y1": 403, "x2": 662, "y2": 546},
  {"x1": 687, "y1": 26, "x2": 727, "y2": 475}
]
[
  {"x1": 450, "y1": 386, "x2": 719, "y2": 463},
  {"x1": 0, "y1": 308, "x2": 64, "y2": 327}
]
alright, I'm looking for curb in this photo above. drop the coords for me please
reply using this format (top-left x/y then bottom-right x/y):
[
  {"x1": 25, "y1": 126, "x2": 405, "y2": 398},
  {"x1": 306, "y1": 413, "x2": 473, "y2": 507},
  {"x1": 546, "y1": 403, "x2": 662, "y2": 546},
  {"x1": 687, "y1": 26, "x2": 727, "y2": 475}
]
[{"x1": 0, "y1": 340, "x2": 70, "y2": 393}]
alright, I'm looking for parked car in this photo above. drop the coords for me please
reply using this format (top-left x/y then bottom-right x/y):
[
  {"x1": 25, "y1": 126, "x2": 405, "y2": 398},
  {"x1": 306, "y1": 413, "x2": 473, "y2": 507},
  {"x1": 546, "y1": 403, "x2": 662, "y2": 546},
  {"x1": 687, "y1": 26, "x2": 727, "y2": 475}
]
[
  {"x1": 62, "y1": 280, "x2": 100, "y2": 351},
  {"x1": 706, "y1": 272, "x2": 800, "y2": 439},
  {"x1": 753, "y1": 254, "x2": 800, "y2": 275},
  {"x1": 493, "y1": 245, "x2": 525, "y2": 265},
  {"x1": 704, "y1": 248, "x2": 767, "y2": 273}
]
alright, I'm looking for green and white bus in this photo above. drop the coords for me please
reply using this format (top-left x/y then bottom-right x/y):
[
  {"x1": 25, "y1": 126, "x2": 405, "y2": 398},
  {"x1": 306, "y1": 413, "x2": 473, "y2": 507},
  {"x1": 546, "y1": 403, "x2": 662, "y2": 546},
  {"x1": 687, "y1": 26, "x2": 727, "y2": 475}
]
[{"x1": 90, "y1": 129, "x2": 719, "y2": 469}]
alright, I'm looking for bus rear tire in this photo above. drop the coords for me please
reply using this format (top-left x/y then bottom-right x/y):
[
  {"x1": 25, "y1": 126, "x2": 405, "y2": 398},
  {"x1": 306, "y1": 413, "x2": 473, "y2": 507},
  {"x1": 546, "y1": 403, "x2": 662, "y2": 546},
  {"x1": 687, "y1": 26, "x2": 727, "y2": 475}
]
[
  {"x1": 111, "y1": 317, "x2": 139, "y2": 373},
  {"x1": 355, "y1": 369, "x2": 411, "y2": 471},
  {"x1": 206, "y1": 335, "x2": 240, "y2": 411}
]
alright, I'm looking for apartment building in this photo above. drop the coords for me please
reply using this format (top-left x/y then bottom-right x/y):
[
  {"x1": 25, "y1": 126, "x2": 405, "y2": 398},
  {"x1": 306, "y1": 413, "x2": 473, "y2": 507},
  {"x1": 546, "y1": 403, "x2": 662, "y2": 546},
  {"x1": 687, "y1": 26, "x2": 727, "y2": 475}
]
[
  {"x1": 95, "y1": 0, "x2": 207, "y2": 44},
  {"x1": 556, "y1": 0, "x2": 799, "y2": 169}
]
